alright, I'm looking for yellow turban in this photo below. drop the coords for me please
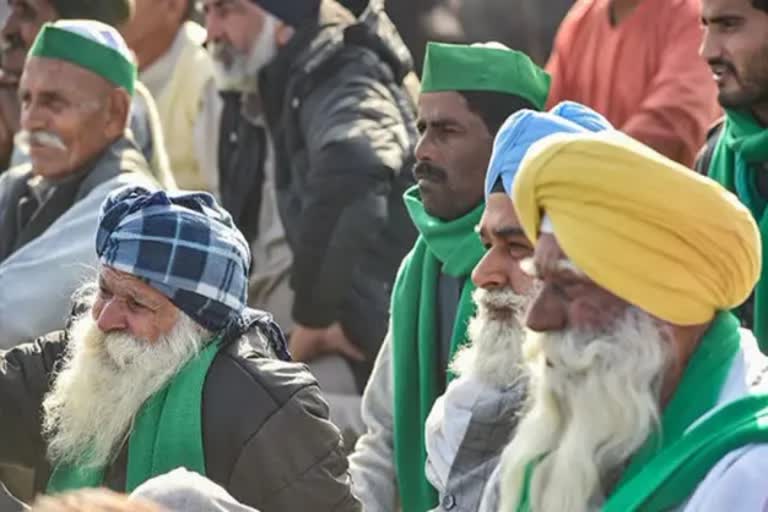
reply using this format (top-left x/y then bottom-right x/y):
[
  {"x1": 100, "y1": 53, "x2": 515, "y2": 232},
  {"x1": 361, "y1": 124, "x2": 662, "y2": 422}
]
[{"x1": 512, "y1": 132, "x2": 761, "y2": 325}]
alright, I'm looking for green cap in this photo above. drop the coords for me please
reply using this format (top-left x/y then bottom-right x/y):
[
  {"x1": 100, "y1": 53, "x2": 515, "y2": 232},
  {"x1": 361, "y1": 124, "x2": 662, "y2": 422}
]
[
  {"x1": 29, "y1": 20, "x2": 136, "y2": 96},
  {"x1": 421, "y1": 42, "x2": 551, "y2": 110}
]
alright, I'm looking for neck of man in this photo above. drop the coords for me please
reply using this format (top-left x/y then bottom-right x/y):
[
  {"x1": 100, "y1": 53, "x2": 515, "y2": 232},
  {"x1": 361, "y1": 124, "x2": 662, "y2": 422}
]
[
  {"x1": 132, "y1": 25, "x2": 180, "y2": 71},
  {"x1": 610, "y1": 0, "x2": 641, "y2": 25},
  {"x1": 659, "y1": 321, "x2": 712, "y2": 407}
]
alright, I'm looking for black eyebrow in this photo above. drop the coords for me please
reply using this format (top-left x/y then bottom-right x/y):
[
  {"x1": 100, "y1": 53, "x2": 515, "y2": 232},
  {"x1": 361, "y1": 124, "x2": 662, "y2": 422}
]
[{"x1": 493, "y1": 226, "x2": 526, "y2": 238}]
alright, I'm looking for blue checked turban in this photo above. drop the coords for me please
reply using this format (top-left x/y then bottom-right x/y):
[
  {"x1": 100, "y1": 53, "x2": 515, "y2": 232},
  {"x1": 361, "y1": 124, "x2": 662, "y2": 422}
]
[
  {"x1": 96, "y1": 186, "x2": 251, "y2": 332},
  {"x1": 484, "y1": 101, "x2": 613, "y2": 198}
]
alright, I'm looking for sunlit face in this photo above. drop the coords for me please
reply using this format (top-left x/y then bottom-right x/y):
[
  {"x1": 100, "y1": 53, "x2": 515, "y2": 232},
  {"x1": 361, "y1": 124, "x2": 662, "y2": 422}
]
[
  {"x1": 414, "y1": 91, "x2": 493, "y2": 220},
  {"x1": 91, "y1": 267, "x2": 180, "y2": 343},
  {"x1": 524, "y1": 233, "x2": 632, "y2": 334},
  {"x1": 18, "y1": 57, "x2": 126, "y2": 178},
  {"x1": 472, "y1": 193, "x2": 533, "y2": 301},
  {"x1": 700, "y1": 0, "x2": 768, "y2": 111}
]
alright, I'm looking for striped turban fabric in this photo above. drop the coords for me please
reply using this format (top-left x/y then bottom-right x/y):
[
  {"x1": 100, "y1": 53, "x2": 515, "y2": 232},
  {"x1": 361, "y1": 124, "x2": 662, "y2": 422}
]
[
  {"x1": 512, "y1": 132, "x2": 761, "y2": 326},
  {"x1": 96, "y1": 186, "x2": 251, "y2": 332}
]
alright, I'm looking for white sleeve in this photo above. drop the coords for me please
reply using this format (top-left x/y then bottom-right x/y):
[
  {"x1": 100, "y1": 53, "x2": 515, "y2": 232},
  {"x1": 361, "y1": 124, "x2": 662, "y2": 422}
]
[
  {"x1": 683, "y1": 444, "x2": 768, "y2": 511},
  {"x1": 0, "y1": 176, "x2": 152, "y2": 347},
  {"x1": 348, "y1": 331, "x2": 399, "y2": 512}
]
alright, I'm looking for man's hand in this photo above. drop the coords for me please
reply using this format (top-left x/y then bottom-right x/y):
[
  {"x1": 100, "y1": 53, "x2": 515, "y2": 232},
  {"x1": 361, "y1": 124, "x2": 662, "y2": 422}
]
[{"x1": 289, "y1": 322, "x2": 366, "y2": 363}]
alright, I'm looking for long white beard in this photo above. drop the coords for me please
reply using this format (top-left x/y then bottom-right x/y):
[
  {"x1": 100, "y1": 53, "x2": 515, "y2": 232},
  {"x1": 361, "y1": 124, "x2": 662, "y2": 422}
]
[
  {"x1": 451, "y1": 287, "x2": 529, "y2": 387},
  {"x1": 42, "y1": 313, "x2": 208, "y2": 468},
  {"x1": 209, "y1": 14, "x2": 279, "y2": 92},
  {"x1": 499, "y1": 308, "x2": 671, "y2": 512}
]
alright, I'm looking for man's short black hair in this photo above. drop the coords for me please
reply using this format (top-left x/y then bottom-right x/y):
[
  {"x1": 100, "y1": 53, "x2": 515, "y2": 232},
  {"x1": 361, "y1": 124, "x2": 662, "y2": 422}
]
[
  {"x1": 457, "y1": 90, "x2": 538, "y2": 137},
  {"x1": 755, "y1": 0, "x2": 768, "y2": 13}
]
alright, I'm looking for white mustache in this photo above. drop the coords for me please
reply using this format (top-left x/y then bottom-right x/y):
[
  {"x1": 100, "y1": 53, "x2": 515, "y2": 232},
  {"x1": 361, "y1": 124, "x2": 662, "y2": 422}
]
[{"x1": 15, "y1": 130, "x2": 67, "y2": 151}]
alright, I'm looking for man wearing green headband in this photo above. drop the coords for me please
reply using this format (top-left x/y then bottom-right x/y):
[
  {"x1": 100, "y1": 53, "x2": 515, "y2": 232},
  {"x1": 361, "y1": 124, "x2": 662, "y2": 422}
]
[
  {"x1": 0, "y1": 0, "x2": 174, "y2": 188},
  {"x1": 0, "y1": 20, "x2": 160, "y2": 350},
  {"x1": 349, "y1": 41, "x2": 550, "y2": 512}
]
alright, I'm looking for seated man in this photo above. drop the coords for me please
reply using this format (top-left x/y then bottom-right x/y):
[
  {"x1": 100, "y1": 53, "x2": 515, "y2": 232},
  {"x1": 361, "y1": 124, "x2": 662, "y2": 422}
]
[
  {"x1": 495, "y1": 132, "x2": 768, "y2": 510},
  {"x1": 0, "y1": 0, "x2": 174, "y2": 186},
  {"x1": 0, "y1": 21, "x2": 159, "y2": 347},
  {"x1": 0, "y1": 186, "x2": 360, "y2": 511},
  {"x1": 425, "y1": 102, "x2": 613, "y2": 512}
]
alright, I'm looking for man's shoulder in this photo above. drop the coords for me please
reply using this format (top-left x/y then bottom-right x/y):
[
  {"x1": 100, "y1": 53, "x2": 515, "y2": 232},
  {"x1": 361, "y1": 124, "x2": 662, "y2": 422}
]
[
  {"x1": 209, "y1": 338, "x2": 319, "y2": 410},
  {"x1": 685, "y1": 443, "x2": 768, "y2": 510}
]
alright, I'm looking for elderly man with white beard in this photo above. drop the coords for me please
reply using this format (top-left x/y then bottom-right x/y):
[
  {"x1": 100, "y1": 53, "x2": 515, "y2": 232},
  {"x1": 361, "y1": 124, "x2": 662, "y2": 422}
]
[
  {"x1": 0, "y1": 185, "x2": 361, "y2": 511},
  {"x1": 424, "y1": 102, "x2": 614, "y2": 512},
  {"x1": 490, "y1": 132, "x2": 768, "y2": 511}
]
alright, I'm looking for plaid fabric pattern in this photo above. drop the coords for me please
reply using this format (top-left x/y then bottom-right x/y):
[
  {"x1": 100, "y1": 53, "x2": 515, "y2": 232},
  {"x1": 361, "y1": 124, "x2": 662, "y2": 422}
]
[{"x1": 96, "y1": 186, "x2": 251, "y2": 332}]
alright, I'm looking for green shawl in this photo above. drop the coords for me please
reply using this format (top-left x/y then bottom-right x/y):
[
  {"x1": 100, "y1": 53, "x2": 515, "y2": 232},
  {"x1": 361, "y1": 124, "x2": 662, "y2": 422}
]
[
  {"x1": 47, "y1": 338, "x2": 221, "y2": 494},
  {"x1": 707, "y1": 109, "x2": 768, "y2": 354},
  {"x1": 517, "y1": 312, "x2": 768, "y2": 511},
  {"x1": 392, "y1": 187, "x2": 485, "y2": 512}
]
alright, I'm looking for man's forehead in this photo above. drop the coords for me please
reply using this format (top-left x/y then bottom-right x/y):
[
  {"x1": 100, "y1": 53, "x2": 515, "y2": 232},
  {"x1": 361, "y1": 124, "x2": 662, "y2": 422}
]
[
  {"x1": 21, "y1": 56, "x2": 110, "y2": 93},
  {"x1": 478, "y1": 193, "x2": 525, "y2": 236},
  {"x1": 417, "y1": 90, "x2": 471, "y2": 121},
  {"x1": 99, "y1": 267, "x2": 168, "y2": 305}
]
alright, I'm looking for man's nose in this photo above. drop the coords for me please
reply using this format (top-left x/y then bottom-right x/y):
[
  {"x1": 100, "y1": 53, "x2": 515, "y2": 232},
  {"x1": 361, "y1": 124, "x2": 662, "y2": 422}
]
[
  {"x1": 472, "y1": 248, "x2": 512, "y2": 290},
  {"x1": 94, "y1": 299, "x2": 128, "y2": 333}
]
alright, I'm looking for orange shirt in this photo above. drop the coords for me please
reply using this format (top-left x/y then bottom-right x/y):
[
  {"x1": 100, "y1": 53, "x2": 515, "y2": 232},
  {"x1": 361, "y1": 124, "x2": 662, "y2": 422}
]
[{"x1": 546, "y1": 0, "x2": 720, "y2": 167}]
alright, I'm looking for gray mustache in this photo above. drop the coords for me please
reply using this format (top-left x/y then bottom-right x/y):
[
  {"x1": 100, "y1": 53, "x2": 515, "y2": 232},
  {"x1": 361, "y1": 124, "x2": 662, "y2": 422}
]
[{"x1": 15, "y1": 130, "x2": 67, "y2": 151}]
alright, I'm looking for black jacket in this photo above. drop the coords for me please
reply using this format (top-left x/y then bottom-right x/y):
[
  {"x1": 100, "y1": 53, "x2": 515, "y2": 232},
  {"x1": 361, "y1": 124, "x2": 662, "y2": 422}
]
[
  {"x1": 219, "y1": 0, "x2": 419, "y2": 379},
  {"x1": 0, "y1": 325, "x2": 360, "y2": 512}
]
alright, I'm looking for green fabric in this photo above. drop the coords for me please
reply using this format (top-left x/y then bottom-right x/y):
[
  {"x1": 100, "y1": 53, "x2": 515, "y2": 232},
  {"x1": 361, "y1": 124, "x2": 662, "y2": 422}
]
[
  {"x1": 47, "y1": 338, "x2": 221, "y2": 494},
  {"x1": 707, "y1": 109, "x2": 768, "y2": 354},
  {"x1": 516, "y1": 312, "x2": 752, "y2": 512},
  {"x1": 420, "y1": 42, "x2": 551, "y2": 110},
  {"x1": 605, "y1": 393, "x2": 768, "y2": 511},
  {"x1": 392, "y1": 186, "x2": 485, "y2": 512},
  {"x1": 616, "y1": 311, "x2": 741, "y2": 485},
  {"x1": 30, "y1": 24, "x2": 136, "y2": 95}
]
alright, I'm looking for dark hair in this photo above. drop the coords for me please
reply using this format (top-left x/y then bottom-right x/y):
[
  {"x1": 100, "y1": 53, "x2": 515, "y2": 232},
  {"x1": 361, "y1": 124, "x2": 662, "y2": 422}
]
[
  {"x1": 457, "y1": 90, "x2": 538, "y2": 136},
  {"x1": 755, "y1": 0, "x2": 768, "y2": 13}
]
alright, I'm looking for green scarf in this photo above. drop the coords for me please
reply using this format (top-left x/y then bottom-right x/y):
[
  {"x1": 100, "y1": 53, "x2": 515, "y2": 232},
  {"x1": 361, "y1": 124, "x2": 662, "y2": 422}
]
[
  {"x1": 707, "y1": 109, "x2": 768, "y2": 354},
  {"x1": 47, "y1": 338, "x2": 221, "y2": 494},
  {"x1": 392, "y1": 187, "x2": 485, "y2": 512},
  {"x1": 517, "y1": 312, "x2": 768, "y2": 511}
]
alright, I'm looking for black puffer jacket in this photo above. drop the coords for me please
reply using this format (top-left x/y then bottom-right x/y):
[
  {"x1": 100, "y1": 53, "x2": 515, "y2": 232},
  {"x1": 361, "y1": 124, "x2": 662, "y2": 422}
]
[
  {"x1": 219, "y1": 0, "x2": 419, "y2": 385},
  {"x1": 0, "y1": 324, "x2": 360, "y2": 512}
]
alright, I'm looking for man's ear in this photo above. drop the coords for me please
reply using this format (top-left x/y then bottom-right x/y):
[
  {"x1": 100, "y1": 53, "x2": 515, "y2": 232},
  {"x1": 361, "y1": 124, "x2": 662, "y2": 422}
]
[{"x1": 104, "y1": 88, "x2": 131, "y2": 139}]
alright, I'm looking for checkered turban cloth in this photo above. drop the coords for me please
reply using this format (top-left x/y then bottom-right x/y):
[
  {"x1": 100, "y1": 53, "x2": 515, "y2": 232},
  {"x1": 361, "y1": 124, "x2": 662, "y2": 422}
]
[{"x1": 96, "y1": 186, "x2": 251, "y2": 332}]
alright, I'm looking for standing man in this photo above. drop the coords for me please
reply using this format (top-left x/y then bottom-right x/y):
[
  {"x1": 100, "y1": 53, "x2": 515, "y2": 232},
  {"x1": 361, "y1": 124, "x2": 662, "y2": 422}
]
[
  {"x1": 204, "y1": 0, "x2": 419, "y2": 429},
  {"x1": 0, "y1": 0, "x2": 175, "y2": 188},
  {"x1": 120, "y1": 0, "x2": 221, "y2": 194},
  {"x1": 546, "y1": 0, "x2": 720, "y2": 167},
  {"x1": 349, "y1": 41, "x2": 550, "y2": 512},
  {"x1": 698, "y1": 0, "x2": 768, "y2": 353}
]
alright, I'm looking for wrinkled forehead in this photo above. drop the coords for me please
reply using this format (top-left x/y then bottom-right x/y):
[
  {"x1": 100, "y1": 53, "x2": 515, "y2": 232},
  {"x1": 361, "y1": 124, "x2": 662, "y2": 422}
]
[{"x1": 98, "y1": 266, "x2": 172, "y2": 308}]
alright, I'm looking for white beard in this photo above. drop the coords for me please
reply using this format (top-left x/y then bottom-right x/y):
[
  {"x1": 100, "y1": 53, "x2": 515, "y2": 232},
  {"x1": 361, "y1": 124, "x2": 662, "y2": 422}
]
[
  {"x1": 499, "y1": 308, "x2": 671, "y2": 512},
  {"x1": 209, "y1": 13, "x2": 279, "y2": 93},
  {"x1": 42, "y1": 312, "x2": 208, "y2": 468},
  {"x1": 451, "y1": 287, "x2": 529, "y2": 387}
]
